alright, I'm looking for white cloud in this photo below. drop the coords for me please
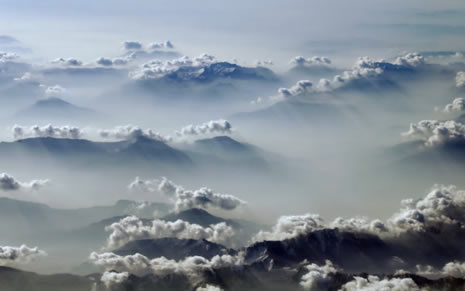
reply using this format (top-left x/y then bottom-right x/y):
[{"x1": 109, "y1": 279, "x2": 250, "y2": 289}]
[
  {"x1": 175, "y1": 119, "x2": 233, "y2": 139},
  {"x1": 300, "y1": 260, "x2": 339, "y2": 290},
  {"x1": 147, "y1": 40, "x2": 174, "y2": 50},
  {"x1": 387, "y1": 184, "x2": 465, "y2": 233},
  {"x1": 196, "y1": 285, "x2": 224, "y2": 291},
  {"x1": 130, "y1": 177, "x2": 246, "y2": 212},
  {"x1": 276, "y1": 80, "x2": 313, "y2": 100},
  {"x1": 0, "y1": 51, "x2": 18, "y2": 62},
  {"x1": 291, "y1": 56, "x2": 331, "y2": 66},
  {"x1": 129, "y1": 54, "x2": 216, "y2": 80},
  {"x1": 99, "y1": 125, "x2": 171, "y2": 143},
  {"x1": 104, "y1": 215, "x2": 235, "y2": 249},
  {"x1": 13, "y1": 124, "x2": 82, "y2": 139},
  {"x1": 254, "y1": 214, "x2": 324, "y2": 241},
  {"x1": 456, "y1": 71, "x2": 465, "y2": 88},
  {"x1": 51, "y1": 57, "x2": 82, "y2": 67},
  {"x1": 441, "y1": 97, "x2": 465, "y2": 113},
  {"x1": 0, "y1": 245, "x2": 47, "y2": 265},
  {"x1": 45, "y1": 85, "x2": 66, "y2": 97},
  {"x1": 339, "y1": 275, "x2": 420, "y2": 291},
  {"x1": 0, "y1": 173, "x2": 50, "y2": 192},
  {"x1": 254, "y1": 184, "x2": 465, "y2": 242},
  {"x1": 100, "y1": 271, "x2": 129, "y2": 288},
  {"x1": 95, "y1": 57, "x2": 113, "y2": 67},
  {"x1": 402, "y1": 120, "x2": 465, "y2": 147},
  {"x1": 89, "y1": 252, "x2": 243, "y2": 279},
  {"x1": 254, "y1": 60, "x2": 273, "y2": 67},
  {"x1": 123, "y1": 41, "x2": 143, "y2": 51}
]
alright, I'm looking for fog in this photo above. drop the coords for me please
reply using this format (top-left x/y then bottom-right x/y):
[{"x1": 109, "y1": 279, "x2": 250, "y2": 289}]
[{"x1": 1, "y1": 1, "x2": 465, "y2": 290}]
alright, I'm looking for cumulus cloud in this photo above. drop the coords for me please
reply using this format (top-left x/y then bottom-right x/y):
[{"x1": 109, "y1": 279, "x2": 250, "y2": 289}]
[
  {"x1": 402, "y1": 120, "x2": 465, "y2": 147},
  {"x1": 104, "y1": 215, "x2": 235, "y2": 249},
  {"x1": 254, "y1": 184, "x2": 465, "y2": 243},
  {"x1": 456, "y1": 72, "x2": 465, "y2": 88},
  {"x1": 129, "y1": 54, "x2": 216, "y2": 80},
  {"x1": 147, "y1": 40, "x2": 174, "y2": 50},
  {"x1": 300, "y1": 260, "x2": 339, "y2": 290},
  {"x1": 276, "y1": 80, "x2": 313, "y2": 100},
  {"x1": 175, "y1": 119, "x2": 232, "y2": 139},
  {"x1": 96, "y1": 57, "x2": 113, "y2": 67},
  {"x1": 99, "y1": 125, "x2": 171, "y2": 143},
  {"x1": 0, "y1": 51, "x2": 18, "y2": 62},
  {"x1": 291, "y1": 56, "x2": 331, "y2": 67},
  {"x1": 0, "y1": 245, "x2": 47, "y2": 265},
  {"x1": 13, "y1": 124, "x2": 82, "y2": 139},
  {"x1": 441, "y1": 97, "x2": 465, "y2": 113},
  {"x1": 254, "y1": 60, "x2": 273, "y2": 67},
  {"x1": 387, "y1": 184, "x2": 465, "y2": 233},
  {"x1": 100, "y1": 271, "x2": 129, "y2": 288},
  {"x1": 123, "y1": 41, "x2": 143, "y2": 51},
  {"x1": 89, "y1": 252, "x2": 243, "y2": 279},
  {"x1": 415, "y1": 261, "x2": 465, "y2": 279},
  {"x1": 51, "y1": 57, "x2": 82, "y2": 67},
  {"x1": 45, "y1": 84, "x2": 66, "y2": 97},
  {"x1": 254, "y1": 214, "x2": 324, "y2": 241},
  {"x1": 330, "y1": 217, "x2": 388, "y2": 234},
  {"x1": 339, "y1": 275, "x2": 420, "y2": 291},
  {"x1": 129, "y1": 177, "x2": 246, "y2": 212},
  {"x1": 196, "y1": 285, "x2": 224, "y2": 291},
  {"x1": 0, "y1": 173, "x2": 50, "y2": 192}
]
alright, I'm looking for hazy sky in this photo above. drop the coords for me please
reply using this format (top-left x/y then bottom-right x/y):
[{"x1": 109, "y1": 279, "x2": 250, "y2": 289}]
[{"x1": 2, "y1": 0, "x2": 465, "y2": 67}]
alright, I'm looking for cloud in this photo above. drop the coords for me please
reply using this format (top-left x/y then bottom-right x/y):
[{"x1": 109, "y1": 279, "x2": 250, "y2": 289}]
[
  {"x1": 457, "y1": 71, "x2": 465, "y2": 88},
  {"x1": 276, "y1": 80, "x2": 313, "y2": 100},
  {"x1": 45, "y1": 85, "x2": 66, "y2": 97},
  {"x1": 51, "y1": 57, "x2": 83, "y2": 67},
  {"x1": 0, "y1": 245, "x2": 47, "y2": 265},
  {"x1": 280, "y1": 52, "x2": 425, "y2": 99},
  {"x1": 402, "y1": 120, "x2": 465, "y2": 147},
  {"x1": 0, "y1": 173, "x2": 50, "y2": 192},
  {"x1": 99, "y1": 125, "x2": 171, "y2": 143},
  {"x1": 291, "y1": 56, "x2": 331, "y2": 66},
  {"x1": 147, "y1": 40, "x2": 174, "y2": 50},
  {"x1": 175, "y1": 119, "x2": 233, "y2": 139},
  {"x1": 123, "y1": 41, "x2": 143, "y2": 51},
  {"x1": 254, "y1": 214, "x2": 324, "y2": 241},
  {"x1": 300, "y1": 260, "x2": 339, "y2": 290},
  {"x1": 130, "y1": 177, "x2": 246, "y2": 212},
  {"x1": 95, "y1": 56, "x2": 130, "y2": 67},
  {"x1": 95, "y1": 57, "x2": 113, "y2": 67},
  {"x1": 13, "y1": 124, "x2": 83, "y2": 139},
  {"x1": 196, "y1": 285, "x2": 224, "y2": 291},
  {"x1": 129, "y1": 54, "x2": 216, "y2": 80},
  {"x1": 339, "y1": 275, "x2": 420, "y2": 291},
  {"x1": 104, "y1": 215, "x2": 235, "y2": 249},
  {"x1": 330, "y1": 217, "x2": 388, "y2": 234},
  {"x1": 89, "y1": 252, "x2": 243, "y2": 279},
  {"x1": 387, "y1": 184, "x2": 465, "y2": 233},
  {"x1": 254, "y1": 60, "x2": 273, "y2": 67},
  {"x1": 255, "y1": 184, "x2": 465, "y2": 243},
  {"x1": 100, "y1": 271, "x2": 129, "y2": 288},
  {"x1": 441, "y1": 97, "x2": 465, "y2": 113},
  {"x1": 0, "y1": 51, "x2": 18, "y2": 62},
  {"x1": 416, "y1": 261, "x2": 465, "y2": 280}
]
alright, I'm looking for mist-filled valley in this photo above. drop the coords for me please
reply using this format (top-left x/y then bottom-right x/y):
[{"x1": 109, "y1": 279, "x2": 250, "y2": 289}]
[{"x1": 2, "y1": 1, "x2": 465, "y2": 290}]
